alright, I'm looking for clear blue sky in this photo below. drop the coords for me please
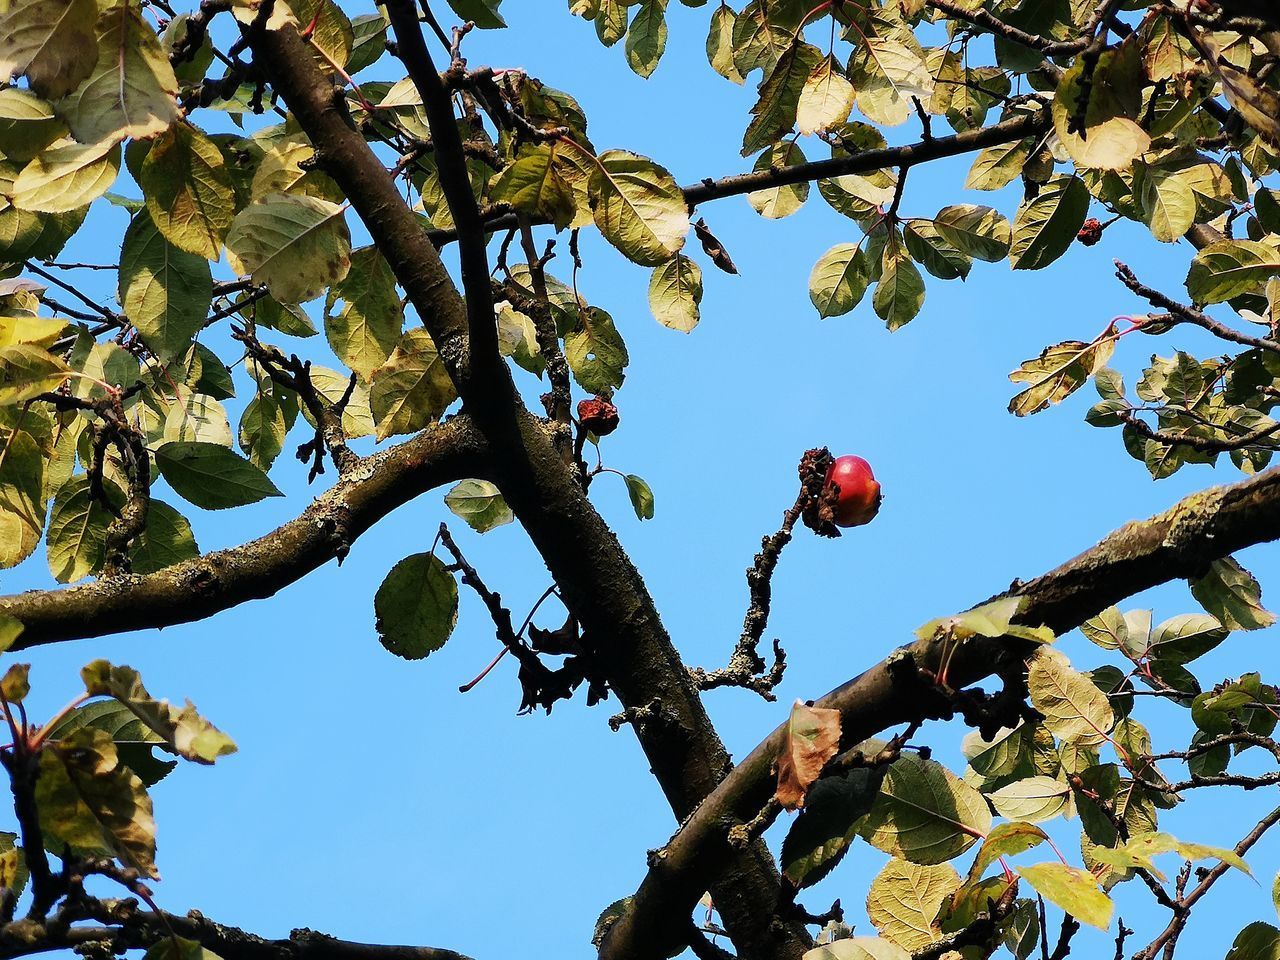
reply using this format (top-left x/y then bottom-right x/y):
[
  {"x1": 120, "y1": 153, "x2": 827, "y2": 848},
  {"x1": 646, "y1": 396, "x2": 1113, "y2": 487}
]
[{"x1": 5, "y1": 3, "x2": 1279, "y2": 957}]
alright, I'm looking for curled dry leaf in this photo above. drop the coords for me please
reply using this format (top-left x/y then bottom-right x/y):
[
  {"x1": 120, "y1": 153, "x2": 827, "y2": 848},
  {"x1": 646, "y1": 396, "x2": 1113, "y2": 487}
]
[{"x1": 776, "y1": 700, "x2": 842, "y2": 810}]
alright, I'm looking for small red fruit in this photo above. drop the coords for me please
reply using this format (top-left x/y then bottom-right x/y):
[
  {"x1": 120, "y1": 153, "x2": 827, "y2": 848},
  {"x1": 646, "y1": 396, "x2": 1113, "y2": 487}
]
[
  {"x1": 577, "y1": 396, "x2": 619, "y2": 436},
  {"x1": 824, "y1": 455, "x2": 882, "y2": 528}
]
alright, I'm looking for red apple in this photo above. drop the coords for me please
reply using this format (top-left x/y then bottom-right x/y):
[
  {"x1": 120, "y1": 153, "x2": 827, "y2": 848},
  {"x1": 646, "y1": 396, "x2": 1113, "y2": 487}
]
[{"x1": 824, "y1": 455, "x2": 881, "y2": 528}]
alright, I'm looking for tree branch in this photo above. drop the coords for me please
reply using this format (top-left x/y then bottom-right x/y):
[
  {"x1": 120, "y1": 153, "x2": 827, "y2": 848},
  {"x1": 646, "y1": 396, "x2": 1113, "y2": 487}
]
[
  {"x1": 232, "y1": 19, "x2": 818, "y2": 960},
  {"x1": 428, "y1": 110, "x2": 1050, "y2": 245},
  {"x1": 0, "y1": 416, "x2": 489, "y2": 647},
  {"x1": 0, "y1": 909, "x2": 472, "y2": 960},
  {"x1": 1133, "y1": 804, "x2": 1280, "y2": 960},
  {"x1": 1115, "y1": 262, "x2": 1280, "y2": 356},
  {"x1": 383, "y1": 0, "x2": 506, "y2": 395},
  {"x1": 601, "y1": 463, "x2": 1280, "y2": 960}
]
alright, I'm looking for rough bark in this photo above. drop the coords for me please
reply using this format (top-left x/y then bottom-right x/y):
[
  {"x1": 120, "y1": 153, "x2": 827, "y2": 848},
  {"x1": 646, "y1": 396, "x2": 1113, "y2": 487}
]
[
  {"x1": 0, "y1": 416, "x2": 488, "y2": 647},
  {"x1": 246, "y1": 21, "x2": 812, "y2": 960}
]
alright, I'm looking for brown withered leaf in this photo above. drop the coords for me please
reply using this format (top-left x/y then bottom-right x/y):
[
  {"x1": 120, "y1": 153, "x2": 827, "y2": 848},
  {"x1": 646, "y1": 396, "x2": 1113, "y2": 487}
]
[
  {"x1": 775, "y1": 700, "x2": 842, "y2": 809},
  {"x1": 694, "y1": 218, "x2": 739, "y2": 275}
]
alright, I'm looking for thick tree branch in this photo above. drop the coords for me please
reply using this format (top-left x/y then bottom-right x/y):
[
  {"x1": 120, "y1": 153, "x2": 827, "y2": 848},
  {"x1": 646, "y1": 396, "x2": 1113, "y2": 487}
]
[
  {"x1": 601, "y1": 463, "x2": 1280, "y2": 960},
  {"x1": 0, "y1": 909, "x2": 472, "y2": 960},
  {"x1": 245, "y1": 21, "x2": 811, "y2": 960},
  {"x1": 0, "y1": 417, "x2": 489, "y2": 647},
  {"x1": 382, "y1": 0, "x2": 507, "y2": 394}
]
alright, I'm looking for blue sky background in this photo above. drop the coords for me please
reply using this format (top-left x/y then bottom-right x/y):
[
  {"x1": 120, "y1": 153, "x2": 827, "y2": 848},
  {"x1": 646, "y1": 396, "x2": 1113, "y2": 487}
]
[{"x1": 4, "y1": 3, "x2": 1280, "y2": 957}]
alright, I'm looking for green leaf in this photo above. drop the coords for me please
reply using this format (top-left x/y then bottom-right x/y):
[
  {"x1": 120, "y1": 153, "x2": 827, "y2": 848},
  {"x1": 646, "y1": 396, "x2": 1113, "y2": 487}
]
[
  {"x1": 0, "y1": 88, "x2": 67, "y2": 162},
  {"x1": 45, "y1": 700, "x2": 177, "y2": 786},
  {"x1": 0, "y1": 616, "x2": 23, "y2": 652},
  {"x1": 934, "y1": 205, "x2": 1011, "y2": 262},
  {"x1": 1138, "y1": 165, "x2": 1197, "y2": 244},
  {"x1": 873, "y1": 243, "x2": 925, "y2": 332},
  {"x1": 80, "y1": 660, "x2": 236, "y2": 763},
  {"x1": 706, "y1": 4, "x2": 742, "y2": 84},
  {"x1": 804, "y1": 936, "x2": 911, "y2": 960},
  {"x1": 648, "y1": 254, "x2": 702, "y2": 333},
  {"x1": 445, "y1": 0, "x2": 504, "y2": 28},
  {"x1": 324, "y1": 245, "x2": 404, "y2": 380},
  {"x1": 565, "y1": 306, "x2": 628, "y2": 393},
  {"x1": 369, "y1": 328, "x2": 457, "y2": 441},
  {"x1": 496, "y1": 303, "x2": 545, "y2": 377},
  {"x1": 1008, "y1": 338, "x2": 1115, "y2": 416},
  {"x1": 36, "y1": 728, "x2": 157, "y2": 877},
  {"x1": 1092, "y1": 831, "x2": 1251, "y2": 880},
  {"x1": 624, "y1": 473, "x2": 654, "y2": 520},
  {"x1": 967, "y1": 821, "x2": 1048, "y2": 882},
  {"x1": 59, "y1": 2, "x2": 179, "y2": 144},
  {"x1": 865, "y1": 859, "x2": 960, "y2": 951},
  {"x1": 305, "y1": 365, "x2": 375, "y2": 438},
  {"x1": 444, "y1": 479, "x2": 513, "y2": 534},
  {"x1": 988, "y1": 777, "x2": 1070, "y2": 823},
  {"x1": 902, "y1": 221, "x2": 970, "y2": 281},
  {"x1": 797, "y1": 56, "x2": 855, "y2": 136},
  {"x1": 0, "y1": 344, "x2": 70, "y2": 406},
  {"x1": 1216, "y1": 60, "x2": 1280, "y2": 150},
  {"x1": 120, "y1": 210, "x2": 212, "y2": 362},
  {"x1": 0, "y1": 831, "x2": 29, "y2": 898},
  {"x1": 859, "y1": 754, "x2": 992, "y2": 865},
  {"x1": 1049, "y1": 43, "x2": 1149, "y2": 171},
  {"x1": 238, "y1": 393, "x2": 288, "y2": 471},
  {"x1": 139, "y1": 122, "x2": 236, "y2": 260},
  {"x1": 965, "y1": 140, "x2": 1031, "y2": 192},
  {"x1": 593, "y1": 0, "x2": 627, "y2": 46},
  {"x1": 145, "y1": 938, "x2": 226, "y2": 960},
  {"x1": 1016, "y1": 862, "x2": 1112, "y2": 931},
  {"x1": 1186, "y1": 240, "x2": 1280, "y2": 305},
  {"x1": 346, "y1": 13, "x2": 388, "y2": 73},
  {"x1": 624, "y1": 0, "x2": 666, "y2": 78},
  {"x1": 131, "y1": 500, "x2": 200, "y2": 575},
  {"x1": 374, "y1": 552, "x2": 458, "y2": 660},
  {"x1": 45, "y1": 473, "x2": 114, "y2": 582},
  {"x1": 809, "y1": 244, "x2": 870, "y2": 318},
  {"x1": 1190, "y1": 557, "x2": 1277, "y2": 631},
  {"x1": 781, "y1": 763, "x2": 883, "y2": 889},
  {"x1": 154, "y1": 441, "x2": 283, "y2": 510},
  {"x1": 587, "y1": 149, "x2": 688, "y2": 266},
  {"x1": 0, "y1": 0, "x2": 99, "y2": 99},
  {"x1": 0, "y1": 428, "x2": 45, "y2": 568},
  {"x1": 11, "y1": 138, "x2": 119, "y2": 213},
  {"x1": 1227, "y1": 922, "x2": 1280, "y2": 960},
  {"x1": 489, "y1": 144, "x2": 577, "y2": 230},
  {"x1": 250, "y1": 136, "x2": 342, "y2": 203},
  {"x1": 1027, "y1": 650, "x2": 1114, "y2": 746},
  {"x1": 850, "y1": 37, "x2": 933, "y2": 127},
  {"x1": 1081, "y1": 607, "x2": 1127, "y2": 651},
  {"x1": 1009, "y1": 176, "x2": 1090, "y2": 271},
  {"x1": 225, "y1": 193, "x2": 351, "y2": 304},
  {"x1": 1150, "y1": 613, "x2": 1227, "y2": 664},
  {"x1": 742, "y1": 41, "x2": 822, "y2": 155},
  {"x1": 747, "y1": 141, "x2": 809, "y2": 219}
]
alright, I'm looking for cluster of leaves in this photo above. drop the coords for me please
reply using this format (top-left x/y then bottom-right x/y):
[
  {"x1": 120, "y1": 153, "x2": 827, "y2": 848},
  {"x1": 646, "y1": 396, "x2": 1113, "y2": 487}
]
[
  {"x1": 5, "y1": 0, "x2": 1280, "y2": 954},
  {"x1": 758, "y1": 582, "x2": 1280, "y2": 958},
  {"x1": 573, "y1": 0, "x2": 1280, "y2": 483},
  {"x1": 0, "y1": 616, "x2": 234, "y2": 895},
  {"x1": 1, "y1": 0, "x2": 674, "y2": 597}
]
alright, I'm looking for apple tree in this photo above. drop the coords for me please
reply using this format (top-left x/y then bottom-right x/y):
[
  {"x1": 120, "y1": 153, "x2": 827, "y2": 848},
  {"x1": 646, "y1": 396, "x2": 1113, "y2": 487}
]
[{"x1": 3, "y1": 0, "x2": 1280, "y2": 959}]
